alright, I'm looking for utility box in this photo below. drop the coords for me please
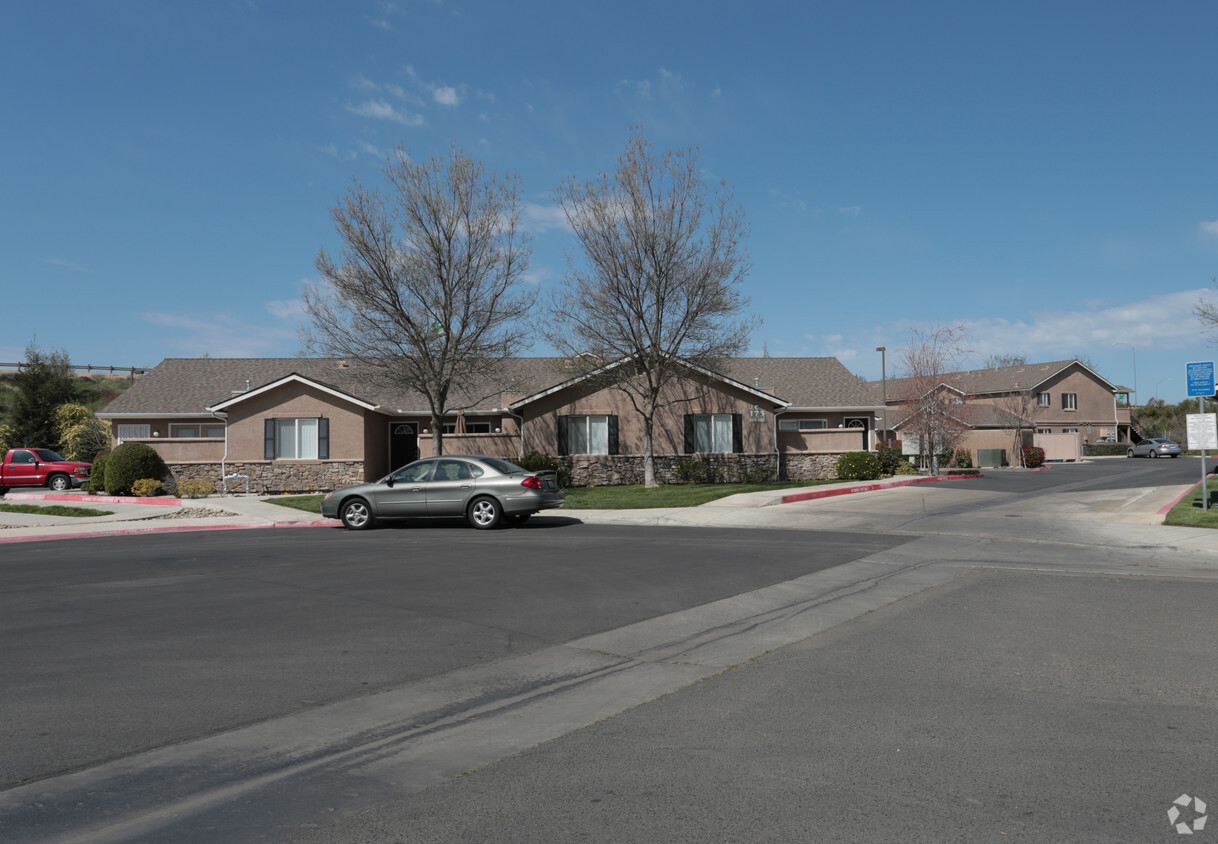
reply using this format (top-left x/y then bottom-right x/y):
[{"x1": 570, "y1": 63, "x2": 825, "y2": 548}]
[{"x1": 978, "y1": 448, "x2": 1005, "y2": 468}]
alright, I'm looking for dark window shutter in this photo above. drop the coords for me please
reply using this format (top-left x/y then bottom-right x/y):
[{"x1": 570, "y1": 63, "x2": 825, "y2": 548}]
[
  {"x1": 607, "y1": 416, "x2": 619, "y2": 455},
  {"x1": 264, "y1": 419, "x2": 276, "y2": 460},
  {"x1": 557, "y1": 416, "x2": 569, "y2": 456},
  {"x1": 732, "y1": 413, "x2": 743, "y2": 453},
  {"x1": 684, "y1": 415, "x2": 695, "y2": 454},
  {"x1": 318, "y1": 417, "x2": 329, "y2": 460}
]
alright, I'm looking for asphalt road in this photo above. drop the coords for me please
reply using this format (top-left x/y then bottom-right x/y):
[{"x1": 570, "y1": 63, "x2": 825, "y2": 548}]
[
  {"x1": 0, "y1": 525, "x2": 905, "y2": 790},
  {"x1": 2, "y1": 459, "x2": 1216, "y2": 842}
]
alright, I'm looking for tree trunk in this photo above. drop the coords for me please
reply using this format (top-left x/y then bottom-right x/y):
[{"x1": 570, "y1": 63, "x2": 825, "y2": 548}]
[
  {"x1": 430, "y1": 413, "x2": 444, "y2": 456},
  {"x1": 642, "y1": 414, "x2": 657, "y2": 488}
]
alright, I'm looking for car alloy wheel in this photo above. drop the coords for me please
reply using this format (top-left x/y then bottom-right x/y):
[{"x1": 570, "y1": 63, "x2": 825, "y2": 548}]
[
  {"x1": 1127, "y1": 449, "x2": 1135, "y2": 458},
  {"x1": 340, "y1": 498, "x2": 374, "y2": 530},
  {"x1": 1149, "y1": 450, "x2": 1158, "y2": 458},
  {"x1": 468, "y1": 496, "x2": 502, "y2": 530},
  {"x1": 48, "y1": 474, "x2": 70, "y2": 492}
]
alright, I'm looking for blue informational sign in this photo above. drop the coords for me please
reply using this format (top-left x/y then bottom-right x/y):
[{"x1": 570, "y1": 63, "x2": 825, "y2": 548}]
[{"x1": 1187, "y1": 361, "x2": 1216, "y2": 397}]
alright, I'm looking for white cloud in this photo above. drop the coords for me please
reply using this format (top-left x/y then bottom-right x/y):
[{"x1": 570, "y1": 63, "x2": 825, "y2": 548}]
[
  {"x1": 1200, "y1": 220, "x2": 1218, "y2": 238},
  {"x1": 140, "y1": 311, "x2": 299, "y2": 357},
  {"x1": 957, "y1": 289, "x2": 1210, "y2": 354},
  {"x1": 523, "y1": 203, "x2": 571, "y2": 233},
  {"x1": 266, "y1": 299, "x2": 306, "y2": 320},
  {"x1": 837, "y1": 206, "x2": 862, "y2": 216},
  {"x1": 347, "y1": 99, "x2": 425, "y2": 126},
  {"x1": 46, "y1": 258, "x2": 89, "y2": 272},
  {"x1": 432, "y1": 86, "x2": 460, "y2": 106}
]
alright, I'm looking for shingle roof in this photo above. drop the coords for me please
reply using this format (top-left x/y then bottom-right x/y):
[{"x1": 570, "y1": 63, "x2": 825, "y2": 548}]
[
  {"x1": 869, "y1": 359, "x2": 1115, "y2": 402},
  {"x1": 101, "y1": 356, "x2": 882, "y2": 417}
]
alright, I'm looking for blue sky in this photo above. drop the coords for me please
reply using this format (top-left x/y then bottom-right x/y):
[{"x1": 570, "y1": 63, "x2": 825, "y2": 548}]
[{"x1": 5, "y1": 1, "x2": 1217, "y2": 403}]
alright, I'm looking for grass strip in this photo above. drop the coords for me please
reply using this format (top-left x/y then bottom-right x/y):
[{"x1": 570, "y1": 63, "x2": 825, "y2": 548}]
[
  {"x1": 267, "y1": 481, "x2": 838, "y2": 514},
  {"x1": 1162, "y1": 476, "x2": 1218, "y2": 529},
  {"x1": 0, "y1": 503, "x2": 115, "y2": 517}
]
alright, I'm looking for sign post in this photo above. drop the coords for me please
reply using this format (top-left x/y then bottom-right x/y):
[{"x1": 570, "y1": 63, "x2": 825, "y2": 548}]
[{"x1": 1186, "y1": 361, "x2": 1216, "y2": 511}]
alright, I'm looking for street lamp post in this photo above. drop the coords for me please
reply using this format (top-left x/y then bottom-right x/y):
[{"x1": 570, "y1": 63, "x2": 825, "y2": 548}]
[
  {"x1": 1112, "y1": 342, "x2": 1137, "y2": 406},
  {"x1": 876, "y1": 346, "x2": 887, "y2": 443}
]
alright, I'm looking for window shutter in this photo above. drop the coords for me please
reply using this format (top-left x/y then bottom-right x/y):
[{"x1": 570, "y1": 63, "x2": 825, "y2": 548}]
[
  {"x1": 684, "y1": 415, "x2": 695, "y2": 454},
  {"x1": 318, "y1": 417, "x2": 329, "y2": 460},
  {"x1": 732, "y1": 413, "x2": 743, "y2": 453},
  {"x1": 607, "y1": 416, "x2": 619, "y2": 455},
  {"x1": 557, "y1": 415, "x2": 569, "y2": 456},
  {"x1": 264, "y1": 419, "x2": 276, "y2": 460}
]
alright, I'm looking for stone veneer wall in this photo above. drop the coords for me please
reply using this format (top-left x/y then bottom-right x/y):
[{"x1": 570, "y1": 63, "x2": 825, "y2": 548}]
[
  {"x1": 167, "y1": 461, "x2": 365, "y2": 493},
  {"x1": 561, "y1": 453, "x2": 849, "y2": 486}
]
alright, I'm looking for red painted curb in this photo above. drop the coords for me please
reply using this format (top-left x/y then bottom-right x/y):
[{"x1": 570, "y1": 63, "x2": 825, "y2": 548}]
[
  {"x1": 780, "y1": 472, "x2": 984, "y2": 504},
  {"x1": 0, "y1": 519, "x2": 342, "y2": 544},
  {"x1": 1158, "y1": 475, "x2": 1218, "y2": 515},
  {"x1": 3, "y1": 492, "x2": 181, "y2": 506}
]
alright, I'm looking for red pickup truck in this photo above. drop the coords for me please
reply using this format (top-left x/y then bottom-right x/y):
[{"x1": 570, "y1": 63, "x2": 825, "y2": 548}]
[{"x1": 0, "y1": 448, "x2": 92, "y2": 493}]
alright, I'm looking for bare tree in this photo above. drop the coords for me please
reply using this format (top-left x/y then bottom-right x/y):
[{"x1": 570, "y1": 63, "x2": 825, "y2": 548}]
[
  {"x1": 1195, "y1": 278, "x2": 1218, "y2": 340},
  {"x1": 304, "y1": 144, "x2": 535, "y2": 456},
  {"x1": 551, "y1": 129, "x2": 757, "y2": 487},
  {"x1": 993, "y1": 389, "x2": 1038, "y2": 467},
  {"x1": 894, "y1": 325, "x2": 972, "y2": 474}
]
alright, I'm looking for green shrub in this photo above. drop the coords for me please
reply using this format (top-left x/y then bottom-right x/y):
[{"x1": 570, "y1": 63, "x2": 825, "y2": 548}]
[
  {"x1": 893, "y1": 460, "x2": 919, "y2": 475},
  {"x1": 942, "y1": 448, "x2": 972, "y2": 469},
  {"x1": 104, "y1": 442, "x2": 169, "y2": 496},
  {"x1": 131, "y1": 478, "x2": 163, "y2": 497},
  {"x1": 835, "y1": 451, "x2": 881, "y2": 481},
  {"x1": 1023, "y1": 446, "x2": 1046, "y2": 468},
  {"x1": 875, "y1": 440, "x2": 904, "y2": 475},
  {"x1": 515, "y1": 452, "x2": 571, "y2": 488},
  {"x1": 86, "y1": 451, "x2": 110, "y2": 494},
  {"x1": 177, "y1": 478, "x2": 216, "y2": 499},
  {"x1": 1084, "y1": 443, "x2": 1127, "y2": 457},
  {"x1": 675, "y1": 459, "x2": 725, "y2": 484}
]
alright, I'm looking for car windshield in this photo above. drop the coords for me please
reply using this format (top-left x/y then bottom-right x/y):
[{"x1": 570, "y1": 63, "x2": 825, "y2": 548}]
[
  {"x1": 479, "y1": 457, "x2": 528, "y2": 475},
  {"x1": 31, "y1": 449, "x2": 66, "y2": 462}
]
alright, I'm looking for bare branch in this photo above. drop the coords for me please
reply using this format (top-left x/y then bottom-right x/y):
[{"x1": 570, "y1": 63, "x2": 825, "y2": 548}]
[
  {"x1": 550, "y1": 128, "x2": 757, "y2": 486},
  {"x1": 303, "y1": 144, "x2": 536, "y2": 455}
]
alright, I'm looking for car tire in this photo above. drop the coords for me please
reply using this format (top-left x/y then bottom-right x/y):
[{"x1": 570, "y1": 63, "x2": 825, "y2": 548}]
[
  {"x1": 506, "y1": 512, "x2": 532, "y2": 525},
  {"x1": 340, "y1": 498, "x2": 375, "y2": 530},
  {"x1": 47, "y1": 474, "x2": 70, "y2": 492},
  {"x1": 468, "y1": 496, "x2": 502, "y2": 530},
  {"x1": 1149, "y1": 450, "x2": 1158, "y2": 459},
  {"x1": 1172, "y1": 453, "x2": 1180, "y2": 458},
  {"x1": 1127, "y1": 449, "x2": 1135, "y2": 458}
]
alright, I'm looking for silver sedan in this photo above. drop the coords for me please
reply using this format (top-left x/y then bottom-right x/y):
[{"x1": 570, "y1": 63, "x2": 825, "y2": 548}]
[
  {"x1": 321, "y1": 455, "x2": 565, "y2": 530},
  {"x1": 1126, "y1": 438, "x2": 1182, "y2": 458}
]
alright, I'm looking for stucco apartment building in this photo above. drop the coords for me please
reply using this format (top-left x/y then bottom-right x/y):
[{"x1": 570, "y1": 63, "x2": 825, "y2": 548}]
[
  {"x1": 99, "y1": 356, "x2": 885, "y2": 493},
  {"x1": 875, "y1": 359, "x2": 1128, "y2": 463}
]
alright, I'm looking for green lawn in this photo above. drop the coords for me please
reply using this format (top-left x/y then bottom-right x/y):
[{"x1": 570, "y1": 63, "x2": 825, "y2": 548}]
[
  {"x1": 0, "y1": 503, "x2": 114, "y2": 517},
  {"x1": 266, "y1": 494, "x2": 325, "y2": 513},
  {"x1": 1162, "y1": 478, "x2": 1218, "y2": 528},
  {"x1": 267, "y1": 481, "x2": 836, "y2": 515}
]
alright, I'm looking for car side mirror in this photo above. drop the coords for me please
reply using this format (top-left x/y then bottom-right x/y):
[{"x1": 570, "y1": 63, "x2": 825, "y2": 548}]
[{"x1": 385, "y1": 476, "x2": 395, "y2": 488}]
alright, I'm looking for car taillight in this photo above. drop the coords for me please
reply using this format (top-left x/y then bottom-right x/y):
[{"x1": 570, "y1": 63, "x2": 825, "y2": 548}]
[{"x1": 521, "y1": 476, "x2": 542, "y2": 489}]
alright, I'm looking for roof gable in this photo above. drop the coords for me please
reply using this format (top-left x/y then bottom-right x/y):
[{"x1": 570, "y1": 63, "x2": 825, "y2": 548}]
[{"x1": 206, "y1": 373, "x2": 380, "y2": 412}]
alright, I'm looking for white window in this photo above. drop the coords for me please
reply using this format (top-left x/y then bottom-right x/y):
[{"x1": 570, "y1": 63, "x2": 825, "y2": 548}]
[
  {"x1": 1062, "y1": 393, "x2": 1078, "y2": 411},
  {"x1": 1037, "y1": 392, "x2": 1051, "y2": 407},
  {"x1": 693, "y1": 414, "x2": 733, "y2": 453},
  {"x1": 172, "y1": 424, "x2": 225, "y2": 438},
  {"x1": 779, "y1": 419, "x2": 828, "y2": 431},
  {"x1": 276, "y1": 418, "x2": 319, "y2": 459},
  {"x1": 568, "y1": 415, "x2": 609, "y2": 454},
  {"x1": 1063, "y1": 428, "x2": 1079, "y2": 434},
  {"x1": 116, "y1": 424, "x2": 151, "y2": 439},
  {"x1": 1036, "y1": 428, "x2": 1052, "y2": 434},
  {"x1": 441, "y1": 422, "x2": 492, "y2": 434}
]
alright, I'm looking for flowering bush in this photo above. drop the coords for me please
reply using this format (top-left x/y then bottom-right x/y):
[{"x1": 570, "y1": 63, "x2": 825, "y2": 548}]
[
  {"x1": 1023, "y1": 446, "x2": 1046, "y2": 468},
  {"x1": 178, "y1": 479, "x2": 216, "y2": 499},
  {"x1": 131, "y1": 478, "x2": 162, "y2": 497},
  {"x1": 836, "y1": 451, "x2": 881, "y2": 481},
  {"x1": 875, "y1": 440, "x2": 904, "y2": 475}
]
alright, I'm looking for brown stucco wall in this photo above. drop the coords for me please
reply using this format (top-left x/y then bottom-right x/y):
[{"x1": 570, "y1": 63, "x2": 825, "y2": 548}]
[
  {"x1": 520, "y1": 377, "x2": 779, "y2": 456},
  {"x1": 224, "y1": 384, "x2": 367, "y2": 461}
]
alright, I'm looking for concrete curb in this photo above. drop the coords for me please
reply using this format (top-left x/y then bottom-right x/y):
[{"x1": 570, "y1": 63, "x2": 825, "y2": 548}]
[
  {"x1": 0, "y1": 518, "x2": 343, "y2": 544},
  {"x1": 4, "y1": 492, "x2": 181, "y2": 506},
  {"x1": 779, "y1": 472, "x2": 985, "y2": 504}
]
